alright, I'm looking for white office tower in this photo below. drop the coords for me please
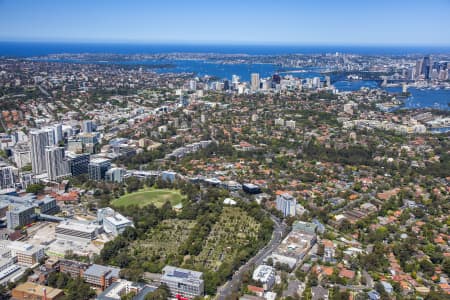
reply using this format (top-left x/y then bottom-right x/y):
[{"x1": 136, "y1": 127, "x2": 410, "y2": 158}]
[
  {"x1": 0, "y1": 165, "x2": 16, "y2": 190},
  {"x1": 232, "y1": 74, "x2": 240, "y2": 89},
  {"x1": 62, "y1": 124, "x2": 74, "y2": 138},
  {"x1": 261, "y1": 79, "x2": 272, "y2": 90},
  {"x1": 38, "y1": 127, "x2": 57, "y2": 146},
  {"x1": 45, "y1": 146, "x2": 70, "y2": 181},
  {"x1": 189, "y1": 79, "x2": 197, "y2": 91},
  {"x1": 105, "y1": 167, "x2": 125, "y2": 183},
  {"x1": 325, "y1": 75, "x2": 331, "y2": 87},
  {"x1": 53, "y1": 124, "x2": 63, "y2": 144},
  {"x1": 30, "y1": 129, "x2": 50, "y2": 175},
  {"x1": 312, "y1": 77, "x2": 321, "y2": 89},
  {"x1": 276, "y1": 193, "x2": 297, "y2": 217},
  {"x1": 251, "y1": 73, "x2": 260, "y2": 91},
  {"x1": 82, "y1": 120, "x2": 94, "y2": 133}
]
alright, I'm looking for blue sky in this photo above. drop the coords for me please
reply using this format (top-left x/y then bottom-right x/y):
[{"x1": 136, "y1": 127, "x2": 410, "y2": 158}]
[{"x1": 0, "y1": 0, "x2": 449, "y2": 45}]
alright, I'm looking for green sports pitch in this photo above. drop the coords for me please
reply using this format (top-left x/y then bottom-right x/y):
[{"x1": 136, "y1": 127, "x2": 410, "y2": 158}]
[{"x1": 112, "y1": 188, "x2": 184, "y2": 208}]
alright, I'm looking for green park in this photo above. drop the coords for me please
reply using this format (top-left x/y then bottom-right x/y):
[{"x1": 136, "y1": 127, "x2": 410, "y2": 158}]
[{"x1": 112, "y1": 188, "x2": 184, "y2": 208}]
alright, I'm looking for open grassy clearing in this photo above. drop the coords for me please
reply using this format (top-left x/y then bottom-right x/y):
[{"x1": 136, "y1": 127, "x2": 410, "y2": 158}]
[{"x1": 112, "y1": 188, "x2": 184, "y2": 208}]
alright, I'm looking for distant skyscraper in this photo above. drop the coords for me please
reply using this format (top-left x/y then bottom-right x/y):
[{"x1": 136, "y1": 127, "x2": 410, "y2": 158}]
[
  {"x1": 223, "y1": 80, "x2": 230, "y2": 91},
  {"x1": 189, "y1": 79, "x2": 197, "y2": 91},
  {"x1": 325, "y1": 75, "x2": 331, "y2": 87},
  {"x1": 415, "y1": 60, "x2": 422, "y2": 79},
  {"x1": 30, "y1": 130, "x2": 51, "y2": 175},
  {"x1": 421, "y1": 56, "x2": 431, "y2": 79},
  {"x1": 45, "y1": 146, "x2": 70, "y2": 181},
  {"x1": 251, "y1": 73, "x2": 260, "y2": 91},
  {"x1": 82, "y1": 120, "x2": 94, "y2": 133},
  {"x1": 276, "y1": 193, "x2": 296, "y2": 217},
  {"x1": 272, "y1": 74, "x2": 281, "y2": 85}
]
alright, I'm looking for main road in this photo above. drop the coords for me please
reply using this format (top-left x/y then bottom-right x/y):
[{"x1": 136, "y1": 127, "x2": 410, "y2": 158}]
[{"x1": 216, "y1": 215, "x2": 288, "y2": 300}]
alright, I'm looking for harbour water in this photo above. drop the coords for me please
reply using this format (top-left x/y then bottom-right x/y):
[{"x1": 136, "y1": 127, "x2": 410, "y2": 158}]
[
  {"x1": 385, "y1": 87, "x2": 450, "y2": 110},
  {"x1": 1, "y1": 42, "x2": 449, "y2": 110}
]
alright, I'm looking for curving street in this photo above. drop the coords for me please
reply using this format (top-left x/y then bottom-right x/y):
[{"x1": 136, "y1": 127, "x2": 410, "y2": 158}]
[{"x1": 216, "y1": 215, "x2": 288, "y2": 300}]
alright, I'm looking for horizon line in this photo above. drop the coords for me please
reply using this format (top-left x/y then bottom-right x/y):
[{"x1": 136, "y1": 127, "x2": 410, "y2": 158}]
[{"x1": 1, "y1": 38, "x2": 450, "y2": 48}]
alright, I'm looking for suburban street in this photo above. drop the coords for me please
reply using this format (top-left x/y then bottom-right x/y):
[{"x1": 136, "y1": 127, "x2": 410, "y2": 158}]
[{"x1": 216, "y1": 215, "x2": 288, "y2": 300}]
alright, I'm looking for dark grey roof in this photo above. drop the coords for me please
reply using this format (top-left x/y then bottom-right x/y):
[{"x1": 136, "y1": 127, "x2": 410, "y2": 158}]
[
  {"x1": 96, "y1": 281, "x2": 156, "y2": 300},
  {"x1": 311, "y1": 286, "x2": 328, "y2": 300},
  {"x1": 133, "y1": 286, "x2": 157, "y2": 300},
  {"x1": 84, "y1": 264, "x2": 120, "y2": 278}
]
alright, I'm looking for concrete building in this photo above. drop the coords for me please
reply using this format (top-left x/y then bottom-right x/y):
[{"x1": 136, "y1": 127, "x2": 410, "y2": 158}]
[
  {"x1": 285, "y1": 120, "x2": 296, "y2": 129},
  {"x1": 59, "y1": 259, "x2": 89, "y2": 279},
  {"x1": 83, "y1": 264, "x2": 120, "y2": 290},
  {"x1": 292, "y1": 221, "x2": 317, "y2": 235},
  {"x1": 12, "y1": 282, "x2": 64, "y2": 300},
  {"x1": 105, "y1": 167, "x2": 125, "y2": 183},
  {"x1": 79, "y1": 132, "x2": 99, "y2": 145},
  {"x1": 252, "y1": 265, "x2": 276, "y2": 290},
  {"x1": 242, "y1": 183, "x2": 261, "y2": 194},
  {"x1": 56, "y1": 220, "x2": 102, "y2": 243},
  {"x1": 97, "y1": 207, "x2": 133, "y2": 236},
  {"x1": 268, "y1": 228, "x2": 316, "y2": 270},
  {"x1": 0, "y1": 240, "x2": 45, "y2": 266},
  {"x1": 1, "y1": 193, "x2": 57, "y2": 229},
  {"x1": 67, "y1": 152, "x2": 90, "y2": 176},
  {"x1": 275, "y1": 118, "x2": 285, "y2": 126},
  {"x1": 82, "y1": 120, "x2": 94, "y2": 133},
  {"x1": 311, "y1": 286, "x2": 329, "y2": 300},
  {"x1": 45, "y1": 146, "x2": 70, "y2": 181},
  {"x1": 12, "y1": 142, "x2": 31, "y2": 170},
  {"x1": 6, "y1": 204, "x2": 35, "y2": 230},
  {"x1": 161, "y1": 266, "x2": 204, "y2": 299},
  {"x1": 276, "y1": 193, "x2": 296, "y2": 217},
  {"x1": 0, "y1": 256, "x2": 17, "y2": 279},
  {"x1": 161, "y1": 171, "x2": 177, "y2": 183},
  {"x1": 0, "y1": 165, "x2": 16, "y2": 189},
  {"x1": 251, "y1": 73, "x2": 260, "y2": 92},
  {"x1": 88, "y1": 158, "x2": 111, "y2": 181},
  {"x1": 30, "y1": 129, "x2": 51, "y2": 175},
  {"x1": 97, "y1": 279, "x2": 156, "y2": 300},
  {"x1": 67, "y1": 138, "x2": 83, "y2": 153}
]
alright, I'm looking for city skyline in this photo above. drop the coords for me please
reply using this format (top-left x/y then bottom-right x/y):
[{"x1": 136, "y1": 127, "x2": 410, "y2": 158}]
[{"x1": 0, "y1": 0, "x2": 450, "y2": 46}]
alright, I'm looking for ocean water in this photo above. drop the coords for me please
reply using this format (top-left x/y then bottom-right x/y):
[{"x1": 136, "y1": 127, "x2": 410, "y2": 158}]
[{"x1": 1, "y1": 41, "x2": 450, "y2": 56}]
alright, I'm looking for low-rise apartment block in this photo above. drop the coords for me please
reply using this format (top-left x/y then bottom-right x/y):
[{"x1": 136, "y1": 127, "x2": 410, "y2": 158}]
[{"x1": 83, "y1": 264, "x2": 120, "y2": 290}]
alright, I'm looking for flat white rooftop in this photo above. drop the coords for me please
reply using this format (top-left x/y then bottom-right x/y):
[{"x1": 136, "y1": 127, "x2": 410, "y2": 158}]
[
  {"x1": 252, "y1": 265, "x2": 275, "y2": 282},
  {"x1": 56, "y1": 220, "x2": 101, "y2": 233},
  {"x1": 104, "y1": 213, "x2": 132, "y2": 226},
  {"x1": 89, "y1": 157, "x2": 110, "y2": 164}
]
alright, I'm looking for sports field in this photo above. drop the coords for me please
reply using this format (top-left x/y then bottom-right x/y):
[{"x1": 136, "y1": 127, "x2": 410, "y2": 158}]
[{"x1": 112, "y1": 188, "x2": 184, "y2": 208}]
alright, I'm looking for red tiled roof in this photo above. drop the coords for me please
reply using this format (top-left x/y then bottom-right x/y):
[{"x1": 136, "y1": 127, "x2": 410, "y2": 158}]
[{"x1": 247, "y1": 285, "x2": 264, "y2": 293}]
